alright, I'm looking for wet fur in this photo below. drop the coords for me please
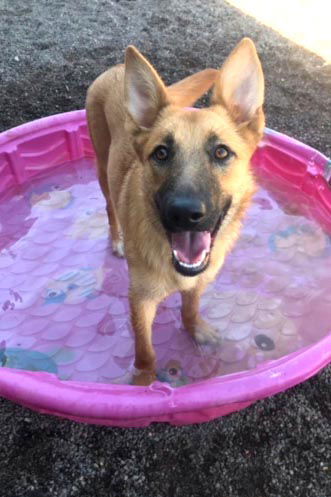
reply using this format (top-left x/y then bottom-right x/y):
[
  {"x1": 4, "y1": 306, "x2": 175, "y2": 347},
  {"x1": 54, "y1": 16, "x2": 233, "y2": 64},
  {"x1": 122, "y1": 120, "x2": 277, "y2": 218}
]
[{"x1": 86, "y1": 40, "x2": 265, "y2": 385}]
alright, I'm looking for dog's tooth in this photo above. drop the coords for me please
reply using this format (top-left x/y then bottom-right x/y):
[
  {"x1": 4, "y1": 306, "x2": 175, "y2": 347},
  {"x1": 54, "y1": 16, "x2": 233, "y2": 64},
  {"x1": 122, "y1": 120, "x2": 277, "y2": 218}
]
[
  {"x1": 174, "y1": 248, "x2": 209, "y2": 270},
  {"x1": 173, "y1": 249, "x2": 208, "y2": 269}
]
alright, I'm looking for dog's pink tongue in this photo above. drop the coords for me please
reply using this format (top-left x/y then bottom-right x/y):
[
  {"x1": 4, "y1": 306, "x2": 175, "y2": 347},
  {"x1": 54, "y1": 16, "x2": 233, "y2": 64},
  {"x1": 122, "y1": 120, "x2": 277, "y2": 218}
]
[{"x1": 171, "y1": 231, "x2": 211, "y2": 264}]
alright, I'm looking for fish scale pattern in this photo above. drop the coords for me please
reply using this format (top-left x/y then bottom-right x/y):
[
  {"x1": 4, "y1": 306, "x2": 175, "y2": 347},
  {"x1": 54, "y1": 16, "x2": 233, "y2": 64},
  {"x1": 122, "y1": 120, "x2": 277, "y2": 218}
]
[{"x1": 1, "y1": 157, "x2": 331, "y2": 387}]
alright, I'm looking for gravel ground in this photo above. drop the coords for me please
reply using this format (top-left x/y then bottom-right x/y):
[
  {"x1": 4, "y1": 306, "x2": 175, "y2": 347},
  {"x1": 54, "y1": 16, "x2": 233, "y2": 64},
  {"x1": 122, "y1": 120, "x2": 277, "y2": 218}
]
[{"x1": 0, "y1": 1, "x2": 330, "y2": 496}]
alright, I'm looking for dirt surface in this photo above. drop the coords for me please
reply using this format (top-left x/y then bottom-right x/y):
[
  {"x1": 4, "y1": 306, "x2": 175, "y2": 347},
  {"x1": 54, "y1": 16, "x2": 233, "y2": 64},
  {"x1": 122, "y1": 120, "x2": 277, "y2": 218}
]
[{"x1": 0, "y1": 1, "x2": 330, "y2": 496}]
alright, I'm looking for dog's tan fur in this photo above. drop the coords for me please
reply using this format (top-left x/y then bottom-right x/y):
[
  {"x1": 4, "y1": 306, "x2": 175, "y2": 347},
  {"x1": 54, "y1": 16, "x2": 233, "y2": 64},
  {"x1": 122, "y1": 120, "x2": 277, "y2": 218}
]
[{"x1": 86, "y1": 39, "x2": 265, "y2": 385}]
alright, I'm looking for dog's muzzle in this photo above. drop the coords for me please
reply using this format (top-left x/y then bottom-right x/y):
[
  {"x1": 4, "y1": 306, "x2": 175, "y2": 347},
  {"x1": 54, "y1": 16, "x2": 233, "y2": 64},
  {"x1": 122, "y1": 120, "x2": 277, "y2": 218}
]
[{"x1": 156, "y1": 193, "x2": 232, "y2": 277}]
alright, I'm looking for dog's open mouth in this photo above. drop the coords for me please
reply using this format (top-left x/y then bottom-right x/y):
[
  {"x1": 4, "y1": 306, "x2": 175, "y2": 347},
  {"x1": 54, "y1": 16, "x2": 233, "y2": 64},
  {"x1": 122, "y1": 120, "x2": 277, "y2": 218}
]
[
  {"x1": 160, "y1": 198, "x2": 232, "y2": 277},
  {"x1": 169, "y1": 213, "x2": 224, "y2": 276},
  {"x1": 171, "y1": 231, "x2": 211, "y2": 276}
]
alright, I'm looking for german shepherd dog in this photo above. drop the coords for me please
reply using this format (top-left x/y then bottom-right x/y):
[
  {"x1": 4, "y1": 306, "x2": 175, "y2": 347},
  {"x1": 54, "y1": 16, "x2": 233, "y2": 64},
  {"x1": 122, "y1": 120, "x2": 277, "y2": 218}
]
[{"x1": 86, "y1": 38, "x2": 265, "y2": 385}]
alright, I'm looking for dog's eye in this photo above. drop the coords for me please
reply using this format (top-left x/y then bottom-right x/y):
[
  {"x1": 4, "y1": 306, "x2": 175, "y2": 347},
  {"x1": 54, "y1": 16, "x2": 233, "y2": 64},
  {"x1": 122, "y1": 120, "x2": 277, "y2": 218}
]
[
  {"x1": 152, "y1": 145, "x2": 169, "y2": 162},
  {"x1": 214, "y1": 145, "x2": 231, "y2": 161}
]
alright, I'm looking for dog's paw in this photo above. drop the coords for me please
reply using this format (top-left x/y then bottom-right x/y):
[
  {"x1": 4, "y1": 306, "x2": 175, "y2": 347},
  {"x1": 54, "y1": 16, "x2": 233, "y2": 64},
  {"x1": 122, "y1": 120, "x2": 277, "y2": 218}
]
[
  {"x1": 132, "y1": 368, "x2": 156, "y2": 386},
  {"x1": 112, "y1": 239, "x2": 125, "y2": 258},
  {"x1": 189, "y1": 318, "x2": 221, "y2": 346}
]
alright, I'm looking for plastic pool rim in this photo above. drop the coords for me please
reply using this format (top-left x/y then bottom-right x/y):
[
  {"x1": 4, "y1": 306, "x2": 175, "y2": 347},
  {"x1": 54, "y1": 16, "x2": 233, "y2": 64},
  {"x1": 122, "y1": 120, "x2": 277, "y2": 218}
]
[{"x1": 0, "y1": 109, "x2": 330, "y2": 427}]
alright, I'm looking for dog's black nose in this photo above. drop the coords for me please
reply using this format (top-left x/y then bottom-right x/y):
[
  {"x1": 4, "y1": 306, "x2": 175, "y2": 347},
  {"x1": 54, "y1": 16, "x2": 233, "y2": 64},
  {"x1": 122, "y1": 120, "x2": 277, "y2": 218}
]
[{"x1": 166, "y1": 196, "x2": 207, "y2": 230}]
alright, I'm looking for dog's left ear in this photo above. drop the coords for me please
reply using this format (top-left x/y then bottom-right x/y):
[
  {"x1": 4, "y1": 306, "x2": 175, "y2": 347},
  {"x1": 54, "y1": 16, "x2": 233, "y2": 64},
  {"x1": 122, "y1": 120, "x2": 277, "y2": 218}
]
[
  {"x1": 125, "y1": 46, "x2": 169, "y2": 129},
  {"x1": 213, "y1": 38, "x2": 264, "y2": 127}
]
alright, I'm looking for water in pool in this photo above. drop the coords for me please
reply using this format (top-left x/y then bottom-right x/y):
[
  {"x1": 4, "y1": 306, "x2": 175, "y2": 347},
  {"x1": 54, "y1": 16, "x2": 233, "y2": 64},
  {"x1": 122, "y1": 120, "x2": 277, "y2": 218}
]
[{"x1": 0, "y1": 158, "x2": 331, "y2": 386}]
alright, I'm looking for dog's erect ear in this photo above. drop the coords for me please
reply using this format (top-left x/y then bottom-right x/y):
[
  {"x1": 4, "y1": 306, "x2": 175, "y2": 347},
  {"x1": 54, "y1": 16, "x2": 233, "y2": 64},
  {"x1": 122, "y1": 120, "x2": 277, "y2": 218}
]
[
  {"x1": 213, "y1": 38, "x2": 264, "y2": 124},
  {"x1": 167, "y1": 69, "x2": 219, "y2": 107},
  {"x1": 125, "y1": 46, "x2": 169, "y2": 129}
]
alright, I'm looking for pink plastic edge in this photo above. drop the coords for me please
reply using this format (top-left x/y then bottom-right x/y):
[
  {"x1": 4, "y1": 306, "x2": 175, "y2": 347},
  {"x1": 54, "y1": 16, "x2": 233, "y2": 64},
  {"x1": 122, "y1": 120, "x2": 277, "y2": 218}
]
[{"x1": 0, "y1": 109, "x2": 330, "y2": 427}]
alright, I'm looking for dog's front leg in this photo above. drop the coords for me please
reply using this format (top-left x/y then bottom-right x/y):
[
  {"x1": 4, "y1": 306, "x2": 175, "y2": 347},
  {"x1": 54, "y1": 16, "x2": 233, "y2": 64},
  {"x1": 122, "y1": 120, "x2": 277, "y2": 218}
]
[
  {"x1": 130, "y1": 292, "x2": 159, "y2": 386},
  {"x1": 181, "y1": 287, "x2": 220, "y2": 345}
]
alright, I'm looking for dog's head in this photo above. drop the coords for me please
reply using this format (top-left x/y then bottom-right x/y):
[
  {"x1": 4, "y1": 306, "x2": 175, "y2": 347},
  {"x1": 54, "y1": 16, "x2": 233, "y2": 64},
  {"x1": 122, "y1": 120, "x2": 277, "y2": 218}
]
[{"x1": 124, "y1": 39, "x2": 265, "y2": 276}]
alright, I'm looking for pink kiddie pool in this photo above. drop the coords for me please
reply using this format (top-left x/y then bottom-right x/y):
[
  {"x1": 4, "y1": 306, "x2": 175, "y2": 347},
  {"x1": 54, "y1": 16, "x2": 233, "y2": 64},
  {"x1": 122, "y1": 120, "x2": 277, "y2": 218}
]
[{"x1": 0, "y1": 109, "x2": 330, "y2": 427}]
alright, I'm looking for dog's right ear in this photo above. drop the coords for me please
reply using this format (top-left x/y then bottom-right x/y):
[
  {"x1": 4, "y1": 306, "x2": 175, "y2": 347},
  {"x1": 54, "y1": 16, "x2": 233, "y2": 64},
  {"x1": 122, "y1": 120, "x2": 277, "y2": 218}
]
[
  {"x1": 125, "y1": 46, "x2": 169, "y2": 129},
  {"x1": 213, "y1": 38, "x2": 264, "y2": 128}
]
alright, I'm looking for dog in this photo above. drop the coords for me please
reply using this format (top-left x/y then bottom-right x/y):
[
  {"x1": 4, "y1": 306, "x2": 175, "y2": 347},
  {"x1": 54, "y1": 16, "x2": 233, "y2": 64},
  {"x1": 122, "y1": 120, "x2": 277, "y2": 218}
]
[{"x1": 86, "y1": 38, "x2": 265, "y2": 385}]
